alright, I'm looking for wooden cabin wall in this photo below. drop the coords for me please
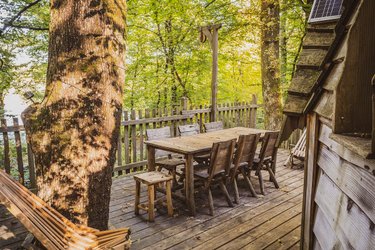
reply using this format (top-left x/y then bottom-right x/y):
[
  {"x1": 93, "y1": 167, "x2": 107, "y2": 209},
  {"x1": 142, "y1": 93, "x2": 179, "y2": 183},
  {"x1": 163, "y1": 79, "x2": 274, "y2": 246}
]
[
  {"x1": 302, "y1": 114, "x2": 375, "y2": 249},
  {"x1": 335, "y1": 0, "x2": 375, "y2": 134}
]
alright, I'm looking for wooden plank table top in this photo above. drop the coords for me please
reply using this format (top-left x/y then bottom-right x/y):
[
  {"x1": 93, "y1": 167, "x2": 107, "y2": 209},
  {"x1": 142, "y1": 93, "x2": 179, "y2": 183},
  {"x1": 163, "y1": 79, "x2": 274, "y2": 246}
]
[
  {"x1": 144, "y1": 127, "x2": 271, "y2": 216},
  {"x1": 144, "y1": 127, "x2": 270, "y2": 155}
]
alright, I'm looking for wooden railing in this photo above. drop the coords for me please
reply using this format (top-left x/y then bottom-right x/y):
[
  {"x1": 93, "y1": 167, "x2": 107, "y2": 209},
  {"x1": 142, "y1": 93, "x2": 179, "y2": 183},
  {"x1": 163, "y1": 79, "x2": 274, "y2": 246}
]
[
  {"x1": 0, "y1": 97, "x2": 259, "y2": 188},
  {"x1": 114, "y1": 97, "x2": 258, "y2": 175}
]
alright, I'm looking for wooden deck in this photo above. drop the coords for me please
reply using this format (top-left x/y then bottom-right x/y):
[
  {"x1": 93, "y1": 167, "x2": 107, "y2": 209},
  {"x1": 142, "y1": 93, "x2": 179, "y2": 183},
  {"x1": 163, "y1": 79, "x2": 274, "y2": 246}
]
[
  {"x1": 0, "y1": 149, "x2": 303, "y2": 249},
  {"x1": 109, "y1": 149, "x2": 303, "y2": 250}
]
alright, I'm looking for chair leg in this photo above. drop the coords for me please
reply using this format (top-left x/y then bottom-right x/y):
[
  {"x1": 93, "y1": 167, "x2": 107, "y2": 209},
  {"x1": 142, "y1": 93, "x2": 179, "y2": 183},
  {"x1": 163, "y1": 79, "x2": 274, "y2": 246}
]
[
  {"x1": 165, "y1": 180, "x2": 174, "y2": 217},
  {"x1": 241, "y1": 168, "x2": 257, "y2": 198},
  {"x1": 219, "y1": 181, "x2": 234, "y2": 207},
  {"x1": 148, "y1": 185, "x2": 155, "y2": 222},
  {"x1": 170, "y1": 168, "x2": 179, "y2": 187},
  {"x1": 258, "y1": 170, "x2": 265, "y2": 196},
  {"x1": 207, "y1": 187, "x2": 214, "y2": 216},
  {"x1": 233, "y1": 178, "x2": 240, "y2": 204},
  {"x1": 267, "y1": 166, "x2": 279, "y2": 189},
  {"x1": 135, "y1": 180, "x2": 141, "y2": 215}
]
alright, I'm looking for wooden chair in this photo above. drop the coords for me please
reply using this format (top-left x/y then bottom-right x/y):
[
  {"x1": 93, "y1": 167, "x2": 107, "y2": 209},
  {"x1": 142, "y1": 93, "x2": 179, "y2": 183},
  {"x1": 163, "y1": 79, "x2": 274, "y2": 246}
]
[
  {"x1": 134, "y1": 171, "x2": 174, "y2": 222},
  {"x1": 178, "y1": 123, "x2": 200, "y2": 136},
  {"x1": 146, "y1": 126, "x2": 185, "y2": 186},
  {"x1": 229, "y1": 134, "x2": 261, "y2": 202},
  {"x1": 250, "y1": 131, "x2": 280, "y2": 195},
  {"x1": 194, "y1": 139, "x2": 236, "y2": 216},
  {"x1": 285, "y1": 129, "x2": 306, "y2": 168},
  {"x1": 204, "y1": 121, "x2": 224, "y2": 132}
]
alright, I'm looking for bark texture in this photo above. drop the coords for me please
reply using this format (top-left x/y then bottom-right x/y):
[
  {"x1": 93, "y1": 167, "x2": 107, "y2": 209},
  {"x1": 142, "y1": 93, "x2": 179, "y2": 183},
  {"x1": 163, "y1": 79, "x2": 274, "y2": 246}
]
[
  {"x1": 22, "y1": 0, "x2": 126, "y2": 230},
  {"x1": 261, "y1": 0, "x2": 282, "y2": 130}
]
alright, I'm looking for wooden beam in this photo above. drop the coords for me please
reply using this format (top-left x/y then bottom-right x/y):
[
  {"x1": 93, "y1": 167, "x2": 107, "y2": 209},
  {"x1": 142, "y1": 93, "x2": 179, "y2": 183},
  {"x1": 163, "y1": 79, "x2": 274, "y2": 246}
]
[
  {"x1": 201, "y1": 24, "x2": 222, "y2": 122},
  {"x1": 301, "y1": 112, "x2": 319, "y2": 249}
]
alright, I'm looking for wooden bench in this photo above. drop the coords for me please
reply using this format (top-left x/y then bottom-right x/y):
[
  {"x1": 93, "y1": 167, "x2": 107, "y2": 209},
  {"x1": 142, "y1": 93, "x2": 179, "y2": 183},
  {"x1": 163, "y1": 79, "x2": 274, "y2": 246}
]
[
  {"x1": 0, "y1": 170, "x2": 131, "y2": 250},
  {"x1": 134, "y1": 171, "x2": 174, "y2": 222}
]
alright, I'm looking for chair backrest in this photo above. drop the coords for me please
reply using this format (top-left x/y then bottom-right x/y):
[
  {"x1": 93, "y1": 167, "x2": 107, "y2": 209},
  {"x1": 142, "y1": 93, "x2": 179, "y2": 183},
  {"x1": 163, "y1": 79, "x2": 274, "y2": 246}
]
[
  {"x1": 146, "y1": 126, "x2": 171, "y2": 157},
  {"x1": 204, "y1": 121, "x2": 224, "y2": 132},
  {"x1": 258, "y1": 131, "x2": 279, "y2": 164},
  {"x1": 178, "y1": 123, "x2": 200, "y2": 137},
  {"x1": 208, "y1": 139, "x2": 236, "y2": 183},
  {"x1": 231, "y1": 133, "x2": 260, "y2": 181}
]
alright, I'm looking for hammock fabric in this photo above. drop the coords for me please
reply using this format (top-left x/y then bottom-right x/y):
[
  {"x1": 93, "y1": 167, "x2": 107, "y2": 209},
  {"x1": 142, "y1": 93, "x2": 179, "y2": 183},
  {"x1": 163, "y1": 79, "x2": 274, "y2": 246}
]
[{"x1": 0, "y1": 170, "x2": 131, "y2": 249}]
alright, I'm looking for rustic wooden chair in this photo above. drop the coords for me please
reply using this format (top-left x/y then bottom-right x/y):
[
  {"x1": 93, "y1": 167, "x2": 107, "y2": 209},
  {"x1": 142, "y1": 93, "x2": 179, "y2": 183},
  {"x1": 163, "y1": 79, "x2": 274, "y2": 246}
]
[
  {"x1": 203, "y1": 121, "x2": 224, "y2": 132},
  {"x1": 194, "y1": 139, "x2": 236, "y2": 216},
  {"x1": 146, "y1": 126, "x2": 185, "y2": 186},
  {"x1": 178, "y1": 123, "x2": 200, "y2": 136},
  {"x1": 229, "y1": 133, "x2": 261, "y2": 202},
  {"x1": 285, "y1": 129, "x2": 306, "y2": 168},
  {"x1": 250, "y1": 131, "x2": 280, "y2": 195}
]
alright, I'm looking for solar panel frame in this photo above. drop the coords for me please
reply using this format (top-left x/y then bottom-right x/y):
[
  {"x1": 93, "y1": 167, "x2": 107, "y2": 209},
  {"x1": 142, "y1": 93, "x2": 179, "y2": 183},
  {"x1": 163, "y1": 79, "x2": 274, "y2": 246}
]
[{"x1": 309, "y1": 0, "x2": 343, "y2": 23}]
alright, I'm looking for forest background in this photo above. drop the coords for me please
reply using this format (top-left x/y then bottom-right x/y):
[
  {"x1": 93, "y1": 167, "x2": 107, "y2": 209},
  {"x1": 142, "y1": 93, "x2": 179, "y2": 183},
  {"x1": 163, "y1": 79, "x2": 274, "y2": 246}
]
[{"x1": 0, "y1": 0, "x2": 311, "y2": 121}]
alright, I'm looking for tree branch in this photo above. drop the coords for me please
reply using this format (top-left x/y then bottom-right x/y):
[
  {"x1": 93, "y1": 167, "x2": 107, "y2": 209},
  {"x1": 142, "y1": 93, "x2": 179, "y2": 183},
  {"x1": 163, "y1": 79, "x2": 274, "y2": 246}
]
[
  {"x1": 6, "y1": 23, "x2": 48, "y2": 31},
  {"x1": 205, "y1": 0, "x2": 217, "y2": 8},
  {"x1": 1, "y1": 0, "x2": 42, "y2": 34}
]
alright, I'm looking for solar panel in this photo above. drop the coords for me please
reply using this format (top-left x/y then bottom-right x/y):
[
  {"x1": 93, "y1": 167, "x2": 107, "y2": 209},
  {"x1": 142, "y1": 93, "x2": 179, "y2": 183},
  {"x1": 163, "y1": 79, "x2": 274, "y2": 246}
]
[{"x1": 309, "y1": 0, "x2": 343, "y2": 23}]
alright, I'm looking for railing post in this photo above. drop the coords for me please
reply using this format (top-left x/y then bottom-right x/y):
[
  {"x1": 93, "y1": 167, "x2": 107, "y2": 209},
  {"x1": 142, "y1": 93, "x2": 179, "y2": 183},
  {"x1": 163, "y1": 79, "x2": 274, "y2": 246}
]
[
  {"x1": 250, "y1": 94, "x2": 257, "y2": 128},
  {"x1": 180, "y1": 97, "x2": 188, "y2": 114}
]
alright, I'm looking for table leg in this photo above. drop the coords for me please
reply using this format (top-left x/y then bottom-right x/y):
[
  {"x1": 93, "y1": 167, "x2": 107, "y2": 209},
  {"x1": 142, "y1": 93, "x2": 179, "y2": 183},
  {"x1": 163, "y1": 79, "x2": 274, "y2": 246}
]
[
  {"x1": 271, "y1": 149, "x2": 278, "y2": 181},
  {"x1": 147, "y1": 146, "x2": 156, "y2": 171},
  {"x1": 185, "y1": 154, "x2": 196, "y2": 216}
]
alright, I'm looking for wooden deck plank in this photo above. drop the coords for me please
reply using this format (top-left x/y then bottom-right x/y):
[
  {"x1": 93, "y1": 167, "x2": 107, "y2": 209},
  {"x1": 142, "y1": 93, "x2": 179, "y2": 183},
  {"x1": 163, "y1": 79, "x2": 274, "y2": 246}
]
[{"x1": 264, "y1": 226, "x2": 302, "y2": 250}]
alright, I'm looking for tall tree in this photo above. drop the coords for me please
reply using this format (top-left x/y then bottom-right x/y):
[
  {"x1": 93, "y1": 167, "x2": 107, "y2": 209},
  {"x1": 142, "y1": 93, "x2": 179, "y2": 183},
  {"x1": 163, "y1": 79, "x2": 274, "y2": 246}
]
[
  {"x1": 260, "y1": 0, "x2": 282, "y2": 130},
  {"x1": 22, "y1": 0, "x2": 126, "y2": 230}
]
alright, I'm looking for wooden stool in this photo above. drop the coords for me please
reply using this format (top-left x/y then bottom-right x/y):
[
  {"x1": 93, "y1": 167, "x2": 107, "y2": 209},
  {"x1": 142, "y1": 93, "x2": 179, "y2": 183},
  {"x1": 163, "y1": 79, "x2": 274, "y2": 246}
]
[{"x1": 134, "y1": 171, "x2": 174, "y2": 222}]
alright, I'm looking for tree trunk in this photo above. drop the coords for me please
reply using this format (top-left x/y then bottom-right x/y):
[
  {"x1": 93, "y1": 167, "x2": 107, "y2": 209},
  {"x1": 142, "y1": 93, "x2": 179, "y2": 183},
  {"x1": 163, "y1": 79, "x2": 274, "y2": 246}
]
[
  {"x1": 260, "y1": 0, "x2": 282, "y2": 130},
  {"x1": 0, "y1": 90, "x2": 4, "y2": 118},
  {"x1": 22, "y1": 0, "x2": 126, "y2": 230}
]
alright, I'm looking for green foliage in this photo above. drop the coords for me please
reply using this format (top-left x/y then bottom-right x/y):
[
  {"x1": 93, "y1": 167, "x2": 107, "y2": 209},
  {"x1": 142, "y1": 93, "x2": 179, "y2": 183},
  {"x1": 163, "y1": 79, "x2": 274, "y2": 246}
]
[
  {"x1": 0, "y1": 0, "x2": 49, "y2": 107},
  {"x1": 0, "y1": 0, "x2": 309, "y2": 112}
]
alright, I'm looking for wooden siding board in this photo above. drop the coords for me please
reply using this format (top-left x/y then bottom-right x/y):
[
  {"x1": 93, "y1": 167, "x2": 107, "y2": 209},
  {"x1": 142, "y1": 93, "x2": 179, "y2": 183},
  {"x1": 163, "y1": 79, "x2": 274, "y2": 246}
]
[
  {"x1": 323, "y1": 61, "x2": 345, "y2": 91},
  {"x1": 317, "y1": 143, "x2": 375, "y2": 224},
  {"x1": 319, "y1": 123, "x2": 375, "y2": 172},
  {"x1": 315, "y1": 171, "x2": 375, "y2": 249},
  {"x1": 314, "y1": 91, "x2": 334, "y2": 120},
  {"x1": 313, "y1": 207, "x2": 342, "y2": 249}
]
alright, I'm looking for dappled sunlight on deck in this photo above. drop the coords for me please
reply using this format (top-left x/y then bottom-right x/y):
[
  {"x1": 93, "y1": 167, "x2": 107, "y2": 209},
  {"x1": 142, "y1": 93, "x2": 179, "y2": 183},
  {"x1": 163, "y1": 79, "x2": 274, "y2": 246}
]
[
  {"x1": 109, "y1": 149, "x2": 302, "y2": 250},
  {"x1": 0, "y1": 149, "x2": 302, "y2": 249}
]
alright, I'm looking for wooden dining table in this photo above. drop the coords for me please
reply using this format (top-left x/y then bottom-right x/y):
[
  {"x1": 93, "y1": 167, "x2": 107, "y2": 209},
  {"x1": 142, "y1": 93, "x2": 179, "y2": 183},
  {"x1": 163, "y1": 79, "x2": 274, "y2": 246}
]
[{"x1": 144, "y1": 127, "x2": 271, "y2": 216}]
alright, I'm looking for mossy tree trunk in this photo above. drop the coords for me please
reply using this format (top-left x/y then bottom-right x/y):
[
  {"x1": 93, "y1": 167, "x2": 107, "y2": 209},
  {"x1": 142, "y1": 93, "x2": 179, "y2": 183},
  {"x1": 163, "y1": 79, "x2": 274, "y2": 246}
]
[
  {"x1": 22, "y1": 0, "x2": 126, "y2": 230},
  {"x1": 0, "y1": 90, "x2": 4, "y2": 118},
  {"x1": 260, "y1": 0, "x2": 282, "y2": 130}
]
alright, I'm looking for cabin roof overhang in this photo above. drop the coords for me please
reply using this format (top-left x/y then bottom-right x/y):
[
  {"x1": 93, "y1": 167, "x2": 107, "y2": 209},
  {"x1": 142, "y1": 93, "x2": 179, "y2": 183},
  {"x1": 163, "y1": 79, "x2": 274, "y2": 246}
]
[{"x1": 279, "y1": 0, "x2": 360, "y2": 144}]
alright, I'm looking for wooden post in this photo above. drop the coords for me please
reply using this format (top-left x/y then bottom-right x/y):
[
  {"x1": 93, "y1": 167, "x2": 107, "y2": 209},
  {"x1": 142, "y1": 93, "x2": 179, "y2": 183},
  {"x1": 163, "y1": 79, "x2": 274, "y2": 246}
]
[
  {"x1": 180, "y1": 97, "x2": 188, "y2": 113},
  {"x1": 250, "y1": 94, "x2": 257, "y2": 128},
  {"x1": 200, "y1": 24, "x2": 222, "y2": 122},
  {"x1": 372, "y1": 75, "x2": 375, "y2": 156}
]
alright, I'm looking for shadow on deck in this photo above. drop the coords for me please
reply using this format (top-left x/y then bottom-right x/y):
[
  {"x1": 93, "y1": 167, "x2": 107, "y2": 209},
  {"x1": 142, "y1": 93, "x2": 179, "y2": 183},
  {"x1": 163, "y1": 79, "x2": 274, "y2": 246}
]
[
  {"x1": 0, "y1": 149, "x2": 303, "y2": 250},
  {"x1": 109, "y1": 149, "x2": 303, "y2": 250}
]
